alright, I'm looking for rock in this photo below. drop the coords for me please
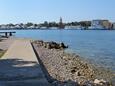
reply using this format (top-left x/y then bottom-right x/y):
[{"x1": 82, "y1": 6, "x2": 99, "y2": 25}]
[
  {"x1": 71, "y1": 69, "x2": 76, "y2": 74},
  {"x1": 82, "y1": 81, "x2": 94, "y2": 86},
  {"x1": 62, "y1": 56, "x2": 71, "y2": 60},
  {"x1": 34, "y1": 40, "x2": 43, "y2": 46},
  {"x1": 42, "y1": 41, "x2": 68, "y2": 49},
  {"x1": 52, "y1": 80, "x2": 59, "y2": 86},
  {"x1": 94, "y1": 79, "x2": 101, "y2": 84},
  {"x1": 62, "y1": 56, "x2": 67, "y2": 59},
  {"x1": 94, "y1": 79, "x2": 109, "y2": 86},
  {"x1": 75, "y1": 71, "x2": 81, "y2": 76},
  {"x1": 63, "y1": 80, "x2": 78, "y2": 86},
  {"x1": 46, "y1": 43, "x2": 51, "y2": 49},
  {"x1": 77, "y1": 77, "x2": 88, "y2": 85},
  {"x1": 50, "y1": 41, "x2": 60, "y2": 49},
  {"x1": 34, "y1": 40, "x2": 68, "y2": 49},
  {"x1": 60, "y1": 42, "x2": 68, "y2": 49}
]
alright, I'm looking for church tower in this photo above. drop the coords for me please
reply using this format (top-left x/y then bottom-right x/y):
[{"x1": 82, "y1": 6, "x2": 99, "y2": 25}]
[{"x1": 59, "y1": 17, "x2": 64, "y2": 29}]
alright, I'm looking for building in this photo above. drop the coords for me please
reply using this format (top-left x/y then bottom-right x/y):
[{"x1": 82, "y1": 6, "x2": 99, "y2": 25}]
[
  {"x1": 65, "y1": 25, "x2": 82, "y2": 29},
  {"x1": 91, "y1": 20, "x2": 111, "y2": 29},
  {"x1": 0, "y1": 24, "x2": 7, "y2": 29},
  {"x1": 102, "y1": 20, "x2": 112, "y2": 29},
  {"x1": 91, "y1": 20, "x2": 103, "y2": 29},
  {"x1": 112, "y1": 23, "x2": 115, "y2": 29},
  {"x1": 59, "y1": 17, "x2": 65, "y2": 29}
]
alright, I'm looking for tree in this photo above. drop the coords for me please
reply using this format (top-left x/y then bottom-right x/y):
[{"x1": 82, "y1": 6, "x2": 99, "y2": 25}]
[
  {"x1": 48, "y1": 22, "x2": 58, "y2": 27},
  {"x1": 44, "y1": 21, "x2": 49, "y2": 27},
  {"x1": 34, "y1": 24, "x2": 38, "y2": 27},
  {"x1": 79, "y1": 21, "x2": 91, "y2": 28},
  {"x1": 8, "y1": 23, "x2": 15, "y2": 27},
  {"x1": 26, "y1": 22, "x2": 33, "y2": 27}
]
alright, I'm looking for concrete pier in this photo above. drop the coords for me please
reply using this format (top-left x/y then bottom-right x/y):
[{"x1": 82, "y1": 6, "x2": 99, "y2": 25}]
[
  {"x1": 0, "y1": 32, "x2": 16, "y2": 37},
  {"x1": 0, "y1": 39, "x2": 50, "y2": 86}
]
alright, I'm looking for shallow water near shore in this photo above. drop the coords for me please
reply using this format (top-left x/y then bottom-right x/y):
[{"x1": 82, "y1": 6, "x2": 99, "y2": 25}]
[{"x1": 0, "y1": 29, "x2": 115, "y2": 71}]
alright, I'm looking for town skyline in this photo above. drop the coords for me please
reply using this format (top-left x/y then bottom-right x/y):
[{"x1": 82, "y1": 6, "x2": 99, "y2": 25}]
[
  {"x1": 0, "y1": 18, "x2": 115, "y2": 30},
  {"x1": 0, "y1": 18, "x2": 114, "y2": 24}
]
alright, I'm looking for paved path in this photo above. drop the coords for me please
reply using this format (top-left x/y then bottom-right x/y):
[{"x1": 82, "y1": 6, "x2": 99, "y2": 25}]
[
  {"x1": 0, "y1": 37, "x2": 15, "y2": 50},
  {"x1": 0, "y1": 39, "x2": 50, "y2": 86}
]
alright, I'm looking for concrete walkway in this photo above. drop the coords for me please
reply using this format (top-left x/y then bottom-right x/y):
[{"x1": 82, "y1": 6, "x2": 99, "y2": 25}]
[
  {"x1": 0, "y1": 39, "x2": 50, "y2": 86},
  {"x1": 0, "y1": 37, "x2": 15, "y2": 50}
]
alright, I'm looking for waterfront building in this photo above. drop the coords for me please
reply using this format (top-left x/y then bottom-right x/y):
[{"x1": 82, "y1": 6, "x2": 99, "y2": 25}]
[
  {"x1": 91, "y1": 20, "x2": 103, "y2": 29},
  {"x1": 0, "y1": 24, "x2": 7, "y2": 29},
  {"x1": 50, "y1": 27, "x2": 58, "y2": 29},
  {"x1": 65, "y1": 25, "x2": 82, "y2": 29},
  {"x1": 91, "y1": 20, "x2": 111, "y2": 29},
  {"x1": 112, "y1": 23, "x2": 115, "y2": 29},
  {"x1": 59, "y1": 17, "x2": 65, "y2": 29},
  {"x1": 14, "y1": 24, "x2": 21, "y2": 29},
  {"x1": 102, "y1": 20, "x2": 112, "y2": 29}
]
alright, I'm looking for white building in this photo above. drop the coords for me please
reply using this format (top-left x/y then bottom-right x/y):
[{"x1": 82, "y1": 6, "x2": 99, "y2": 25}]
[
  {"x1": 0, "y1": 24, "x2": 10, "y2": 29},
  {"x1": 65, "y1": 25, "x2": 82, "y2": 29},
  {"x1": 91, "y1": 20, "x2": 104, "y2": 29},
  {"x1": 91, "y1": 20, "x2": 111, "y2": 29}
]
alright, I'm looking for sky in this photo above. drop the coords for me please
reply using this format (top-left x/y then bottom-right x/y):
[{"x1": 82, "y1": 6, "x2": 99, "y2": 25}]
[{"x1": 0, "y1": 0, "x2": 115, "y2": 24}]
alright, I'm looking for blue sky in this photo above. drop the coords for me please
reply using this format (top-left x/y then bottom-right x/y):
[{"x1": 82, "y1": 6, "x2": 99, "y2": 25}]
[{"x1": 0, "y1": 0, "x2": 115, "y2": 24}]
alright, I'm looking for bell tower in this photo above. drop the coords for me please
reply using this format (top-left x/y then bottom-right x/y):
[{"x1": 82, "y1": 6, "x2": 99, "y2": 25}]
[{"x1": 59, "y1": 17, "x2": 64, "y2": 29}]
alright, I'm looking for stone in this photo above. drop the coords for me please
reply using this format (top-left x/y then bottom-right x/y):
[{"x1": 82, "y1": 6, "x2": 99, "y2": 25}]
[
  {"x1": 62, "y1": 56, "x2": 71, "y2": 61},
  {"x1": 46, "y1": 43, "x2": 51, "y2": 49},
  {"x1": 42, "y1": 41, "x2": 68, "y2": 49},
  {"x1": 75, "y1": 71, "x2": 81, "y2": 76},
  {"x1": 94, "y1": 79, "x2": 99, "y2": 83},
  {"x1": 63, "y1": 80, "x2": 78, "y2": 86},
  {"x1": 82, "y1": 81, "x2": 94, "y2": 86},
  {"x1": 71, "y1": 69, "x2": 76, "y2": 74},
  {"x1": 63, "y1": 56, "x2": 67, "y2": 59},
  {"x1": 34, "y1": 40, "x2": 68, "y2": 49},
  {"x1": 52, "y1": 81, "x2": 59, "y2": 85},
  {"x1": 94, "y1": 79, "x2": 109, "y2": 86}
]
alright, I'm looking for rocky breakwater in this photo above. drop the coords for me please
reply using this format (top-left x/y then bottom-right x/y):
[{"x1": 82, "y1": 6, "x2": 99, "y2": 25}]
[
  {"x1": 34, "y1": 40, "x2": 68, "y2": 49},
  {"x1": 33, "y1": 40, "x2": 115, "y2": 86}
]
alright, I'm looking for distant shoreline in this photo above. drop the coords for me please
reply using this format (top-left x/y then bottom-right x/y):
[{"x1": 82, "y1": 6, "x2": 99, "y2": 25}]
[{"x1": 0, "y1": 28, "x2": 115, "y2": 30}]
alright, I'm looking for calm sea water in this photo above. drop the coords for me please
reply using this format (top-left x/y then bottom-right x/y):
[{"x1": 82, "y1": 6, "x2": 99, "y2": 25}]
[{"x1": 1, "y1": 29, "x2": 115, "y2": 71}]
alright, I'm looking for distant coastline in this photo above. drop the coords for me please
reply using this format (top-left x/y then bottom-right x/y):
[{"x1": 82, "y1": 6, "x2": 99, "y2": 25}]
[
  {"x1": 0, "y1": 19, "x2": 115, "y2": 30},
  {"x1": 0, "y1": 28, "x2": 115, "y2": 30}
]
